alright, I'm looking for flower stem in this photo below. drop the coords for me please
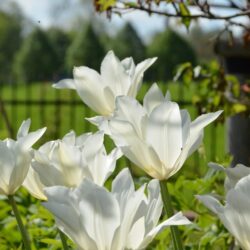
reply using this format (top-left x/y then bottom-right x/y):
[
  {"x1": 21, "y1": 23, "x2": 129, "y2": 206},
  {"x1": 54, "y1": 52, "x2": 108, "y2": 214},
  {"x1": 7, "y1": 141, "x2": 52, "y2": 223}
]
[
  {"x1": 8, "y1": 195, "x2": 31, "y2": 250},
  {"x1": 59, "y1": 229, "x2": 69, "y2": 250},
  {"x1": 159, "y1": 180, "x2": 183, "y2": 250}
]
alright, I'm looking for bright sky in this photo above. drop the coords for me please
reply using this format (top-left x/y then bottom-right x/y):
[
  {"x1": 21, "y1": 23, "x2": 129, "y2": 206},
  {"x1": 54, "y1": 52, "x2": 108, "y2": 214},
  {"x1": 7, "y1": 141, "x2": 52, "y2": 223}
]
[
  {"x1": 9, "y1": 0, "x2": 248, "y2": 41},
  {"x1": 10, "y1": 0, "x2": 167, "y2": 41}
]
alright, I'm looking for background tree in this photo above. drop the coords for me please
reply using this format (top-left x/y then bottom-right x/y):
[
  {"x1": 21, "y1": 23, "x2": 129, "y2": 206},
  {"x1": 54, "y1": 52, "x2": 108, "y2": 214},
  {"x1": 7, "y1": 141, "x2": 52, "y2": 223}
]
[
  {"x1": 0, "y1": 10, "x2": 22, "y2": 83},
  {"x1": 66, "y1": 23, "x2": 105, "y2": 72},
  {"x1": 147, "y1": 29, "x2": 196, "y2": 80},
  {"x1": 47, "y1": 27, "x2": 71, "y2": 79},
  {"x1": 111, "y1": 22, "x2": 145, "y2": 62},
  {"x1": 14, "y1": 28, "x2": 58, "y2": 83}
]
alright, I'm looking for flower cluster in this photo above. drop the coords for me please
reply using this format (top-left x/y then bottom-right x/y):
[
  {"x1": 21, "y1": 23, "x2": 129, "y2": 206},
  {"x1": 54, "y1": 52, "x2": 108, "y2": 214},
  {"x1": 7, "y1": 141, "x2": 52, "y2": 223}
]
[{"x1": 2, "y1": 51, "x2": 239, "y2": 250}]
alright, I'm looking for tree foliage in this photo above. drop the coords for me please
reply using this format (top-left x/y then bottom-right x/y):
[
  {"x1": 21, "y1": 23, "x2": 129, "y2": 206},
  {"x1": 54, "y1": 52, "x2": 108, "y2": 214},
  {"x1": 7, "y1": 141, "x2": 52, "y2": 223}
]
[
  {"x1": 147, "y1": 29, "x2": 196, "y2": 80},
  {"x1": 47, "y1": 27, "x2": 71, "y2": 78},
  {"x1": 111, "y1": 22, "x2": 145, "y2": 62},
  {"x1": 14, "y1": 28, "x2": 58, "y2": 83},
  {"x1": 0, "y1": 10, "x2": 22, "y2": 83},
  {"x1": 66, "y1": 23, "x2": 106, "y2": 72}
]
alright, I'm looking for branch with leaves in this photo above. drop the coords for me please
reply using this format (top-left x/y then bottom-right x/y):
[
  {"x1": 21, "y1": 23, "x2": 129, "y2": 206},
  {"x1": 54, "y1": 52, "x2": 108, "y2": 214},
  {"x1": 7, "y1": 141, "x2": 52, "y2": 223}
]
[{"x1": 93, "y1": 0, "x2": 250, "y2": 31}]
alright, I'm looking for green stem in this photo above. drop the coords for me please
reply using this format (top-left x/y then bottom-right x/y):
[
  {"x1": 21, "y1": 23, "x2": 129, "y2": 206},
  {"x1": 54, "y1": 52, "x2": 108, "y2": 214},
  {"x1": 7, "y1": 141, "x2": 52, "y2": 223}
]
[
  {"x1": 59, "y1": 230, "x2": 69, "y2": 250},
  {"x1": 159, "y1": 180, "x2": 183, "y2": 250},
  {"x1": 8, "y1": 195, "x2": 31, "y2": 250}
]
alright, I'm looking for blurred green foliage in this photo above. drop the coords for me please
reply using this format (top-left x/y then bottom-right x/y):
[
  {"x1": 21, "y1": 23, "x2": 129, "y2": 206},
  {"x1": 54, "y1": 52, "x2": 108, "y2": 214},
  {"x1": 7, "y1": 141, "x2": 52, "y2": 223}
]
[
  {"x1": 174, "y1": 60, "x2": 250, "y2": 121},
  {"x1": 111, "y1": 23, "x2": 146, "y2": 62},
  {"x1": 147, "y1": 29, "x2": 196, "y2": 81},
  {"x1": 14, "y1": 28, "x2": 58, "y2": 83},
  {"x1": 66, "y1": 23, "x2": 106, "y2": 72},
  {"x1": 0, "y1": 10, "x2": 22, "y2": 83}
]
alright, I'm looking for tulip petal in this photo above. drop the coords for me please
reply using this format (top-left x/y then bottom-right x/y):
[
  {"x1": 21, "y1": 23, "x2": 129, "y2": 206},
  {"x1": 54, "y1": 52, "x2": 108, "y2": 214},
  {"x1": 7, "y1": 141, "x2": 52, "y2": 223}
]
[
  {"x1": 53, "y1": 79, "x2": 76, "y2": 89},
  {"x1": 18, "y1": 127, "x2": 46, "y2": 150},
  {"x1": 139, "y1": 212, "x2": 191, "y2": 249},
  {"x1": 196, "y1": 195, "x2": 223, "y2": 214},
  {"x1": 121, "y1": 57, "x2": 135, "y2": 76},
  {"x1": 23, "y1": 166, "x2": 47, "y2": 200},
  {"x1": 77, "y1": 178, "x2": 120, "y2": 250},
  {"x1": 128, "y1": 57, "x2": 157, "y2": 97},
  {"x1": 146, "y1": 101, "x2": 182, "y2": 168},
  {"x1": 113, "y1": 96, "x2": 146, "y2": 138},
  {"x1": 143, "y1": 83, "x2": 165, "y2": 114},
  {"x1": 0, "y1": 142, "x2": 15, "y2": 194},
  {"x1": 73, "y1": 66, "x2": 111, "y2": 115},
  {"x1": 17, "y1": 119, "x2": 31, "y2": 139},
  {"x1": 86, "y1": 116, "x2": 111, "y2": 134},
  {"x1": 44, "y1": 185, "x2": 97, "y2": 249},
  {"x1": 101, "y1": 51, "x2": 131, "y2": 96},
  {"x1": 110, "y1": 119, "x2": 164, "y2": 179}
]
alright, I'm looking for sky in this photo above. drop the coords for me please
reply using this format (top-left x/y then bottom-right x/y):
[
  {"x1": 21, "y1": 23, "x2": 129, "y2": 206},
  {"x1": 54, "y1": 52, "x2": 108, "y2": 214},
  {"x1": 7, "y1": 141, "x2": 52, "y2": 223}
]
[
  {"x1": 10, "y1": 0, "x2": 167, "y2": 41},
  {"x1": 7, "y1": 0, "x2": 248, "y2": 42}
]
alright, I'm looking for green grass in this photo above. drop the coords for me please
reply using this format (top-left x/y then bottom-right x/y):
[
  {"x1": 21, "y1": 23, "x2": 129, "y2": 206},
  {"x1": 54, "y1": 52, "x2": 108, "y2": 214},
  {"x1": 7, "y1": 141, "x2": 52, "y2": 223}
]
[{"x1": 0, "y1": 81, "x2": 227, "y2": 178}]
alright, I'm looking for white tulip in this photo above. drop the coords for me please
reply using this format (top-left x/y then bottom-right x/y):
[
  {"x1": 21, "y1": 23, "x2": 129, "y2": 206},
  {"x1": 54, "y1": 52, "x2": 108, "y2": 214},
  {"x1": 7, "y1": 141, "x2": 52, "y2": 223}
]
[
  {"x1": 53, "y1": 51, "x2": 156, "y2": 131},
  {"x1": 209, "y1": 162, "x2": 250, "y2": 192},
  {"x1": 43, "y1": 168, "x2": 191, "y2": 250},
  {"x1": 109, "y1": 83, "x2": 222, "y2": 180},
  {"x1": 197, "y1": 174, "x2": 250, "y2": 250},
  {"x1": 0, "y1": 119, "x2": 46, "y2": 195},
  {"x1": 23, "y1": 130, "x2": 121, "y2": 200}
]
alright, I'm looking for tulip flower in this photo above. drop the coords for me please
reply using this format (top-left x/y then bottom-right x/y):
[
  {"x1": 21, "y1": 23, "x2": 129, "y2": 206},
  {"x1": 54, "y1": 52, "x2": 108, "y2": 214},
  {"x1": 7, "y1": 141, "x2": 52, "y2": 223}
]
[
  {"x1": 53, "y1": 51, "x2": 156, "y2": 131},
  {"x1": 23, "y1": 130, "x2": 121, "y2": 200},
  {"x1": 0, "y1": 119, "x2": 46, "y2": 195},
  {"x1": 109, "y1": 83, "x2": 222, "y2": 180},
  {"x1": 197, "y1": 174, "x2": 250, "y2": 250},
  {"x1": 43, "y1": 168, "x2": 191, "y2": 250},
  {"x1": 209, "y1": 162, "x2": 250, "y2": 192}
]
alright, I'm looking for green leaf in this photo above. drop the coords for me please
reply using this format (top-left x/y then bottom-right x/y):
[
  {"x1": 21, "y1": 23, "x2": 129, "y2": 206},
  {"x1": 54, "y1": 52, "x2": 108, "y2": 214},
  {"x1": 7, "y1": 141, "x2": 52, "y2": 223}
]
[
  {"x1": 179, "y1": 3, "x2": 191, "y2": 29},
  {"x1": 232, "y1": 103, "x2": 247, "y2": 113}
]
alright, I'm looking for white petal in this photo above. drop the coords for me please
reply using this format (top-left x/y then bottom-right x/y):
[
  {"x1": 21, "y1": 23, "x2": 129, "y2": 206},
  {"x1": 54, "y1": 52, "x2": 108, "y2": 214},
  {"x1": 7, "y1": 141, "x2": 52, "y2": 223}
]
[
  {"x1": 220, "y1": 175, "x2": 250, "y2": 249},
  {"x1": 191, "y1": 110, "x2": 223, "y2": 136},
  {"x1": 174, "y1": 111, "x2": 222, "y2": 173},
  {"x1": 52, "y1": 79, "x2": 76, "y2": 89},
  {"x1": 196, "y1": 195, "x2": 223, "y2": 214},
  {"x1": 139, "y1": 212, "x2": 191, "y2": 249},
  {"x1": 23, "y1": 166, "x2": 47, "y2": 200},
  {"x1": 145, "y1": 179, "x2": 163, "y2": 230},
  {"x1": 112, "y1": 168, "x2": 135, "y2": 206},
  {"x1": 77, "y1": 178, "x2": 120, "y2": 250},
  {"x1": 82, "y1": 131, "x2": 104, "y2": 163},
  {"x1": 62, "y1": 130, "x2": 76, "y2": 145},
  {"x1": 8, "y1": 148, "x2": 31, "y2": 195},
  {"x1": 73, "y1": 66, "x2": 112, "y2": 115},
  {"x1": 17, "y1": 119, "x2": 31, "y2": 139},
  {"x1": 18, "y1": 127, "x2": 46, "y2": 150},
  {"x1": 128, "y1": 57, "x2": 157, "y2": 97},
  {"x1": 43, "y1": 185, "x2": 97, "y2": 249},
  {"x1": 146, "y1": 101, "x2": 182, "y2": 168},
  {"x1": 143, "y1": 83, "x2": 165, "y2": 114},
  {"x1": 121, "y1": 57, "x2": 135, "y2": 76},
  {"x1": 127, "y1": 217, "x2": 145, "y2": 249},
  {"x1": 86, "y1": 116, "x2": 111, "y2": 135},
  {"x1": 0, "y1": 142, "x2": 15, "y2": 194},
  {"x1": 113, "y1": 96, "x2": 146, "y2": 138},
  {"x1": 101, "y1": 51, "x2": 131, "y2": 96},
  {"x1": 109, "y1": 119, "x2": 163, "y2": 179}
]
